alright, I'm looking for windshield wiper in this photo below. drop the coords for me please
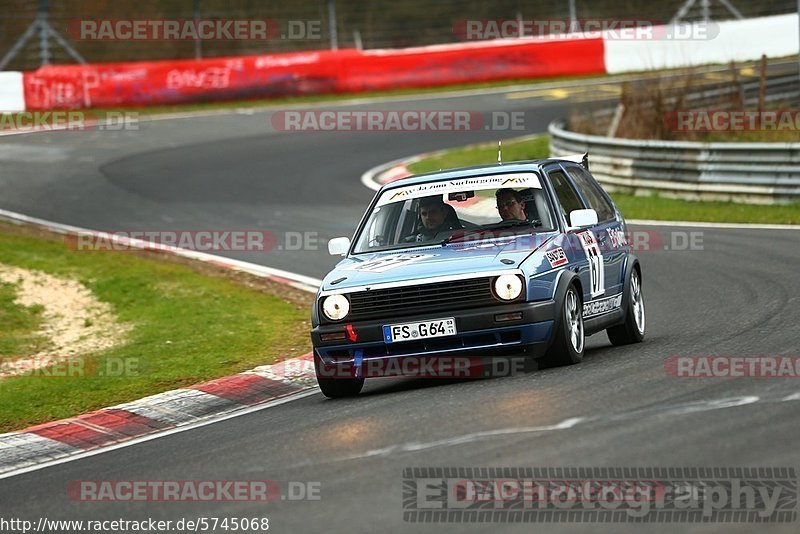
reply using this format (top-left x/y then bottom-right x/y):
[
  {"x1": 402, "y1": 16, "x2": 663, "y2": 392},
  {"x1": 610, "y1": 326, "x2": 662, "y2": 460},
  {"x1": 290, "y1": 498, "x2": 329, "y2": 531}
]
[{"x1": 491, "y1": 220, "x2": 533, "y2": 230}]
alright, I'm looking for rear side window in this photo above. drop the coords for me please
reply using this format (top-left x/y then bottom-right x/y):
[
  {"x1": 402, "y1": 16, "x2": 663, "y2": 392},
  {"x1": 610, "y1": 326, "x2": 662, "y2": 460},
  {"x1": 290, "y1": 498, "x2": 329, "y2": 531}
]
[
  {"x1": 548, "y1": 169, "x2": 584, "y2": 223},
  {"x1": 566, "y1": 167, "x2": 616, "y2": 222}
]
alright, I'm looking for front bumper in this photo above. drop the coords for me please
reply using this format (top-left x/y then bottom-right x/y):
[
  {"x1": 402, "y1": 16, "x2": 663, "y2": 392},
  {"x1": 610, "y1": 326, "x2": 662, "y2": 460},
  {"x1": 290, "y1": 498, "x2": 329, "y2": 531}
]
[{"x1": 311, "y1": 300, "x2": 556, "y2": 376}]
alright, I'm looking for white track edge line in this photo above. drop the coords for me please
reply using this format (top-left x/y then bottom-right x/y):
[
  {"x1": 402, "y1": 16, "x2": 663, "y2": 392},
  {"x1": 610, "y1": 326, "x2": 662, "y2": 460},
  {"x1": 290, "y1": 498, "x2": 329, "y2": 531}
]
[
  {"x1": 0, "y1": 208, "x2": 322, "y2": 291},
  {"x1": 627, "y1": 219, "x2": 800, "y2": 230}
]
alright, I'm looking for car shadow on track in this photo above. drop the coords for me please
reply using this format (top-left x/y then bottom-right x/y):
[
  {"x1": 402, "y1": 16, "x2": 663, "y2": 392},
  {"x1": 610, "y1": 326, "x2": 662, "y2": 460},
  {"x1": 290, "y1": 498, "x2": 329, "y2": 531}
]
[{"x1": 322, "y1": 346, "x2": 616, "y2": 399}]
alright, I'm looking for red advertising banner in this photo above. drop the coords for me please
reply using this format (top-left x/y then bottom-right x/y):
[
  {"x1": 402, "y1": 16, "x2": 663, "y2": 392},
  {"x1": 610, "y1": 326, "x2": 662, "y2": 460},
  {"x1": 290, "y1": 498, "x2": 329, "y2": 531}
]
[{"x1": 22, "y1": 38, "x2": 604, "y2": 110}]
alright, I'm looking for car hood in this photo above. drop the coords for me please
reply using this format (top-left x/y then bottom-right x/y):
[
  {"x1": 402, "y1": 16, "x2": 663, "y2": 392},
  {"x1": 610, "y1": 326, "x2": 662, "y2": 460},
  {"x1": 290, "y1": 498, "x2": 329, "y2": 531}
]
[{"x1": 322, "y1": 234, "x2": 555, "y2": 291}]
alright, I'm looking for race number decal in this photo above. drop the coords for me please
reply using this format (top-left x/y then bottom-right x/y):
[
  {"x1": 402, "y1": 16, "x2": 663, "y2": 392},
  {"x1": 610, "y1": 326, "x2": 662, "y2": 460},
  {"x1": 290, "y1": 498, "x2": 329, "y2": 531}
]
[
  {"x1": 348, "y1": 253, "x2": 433, "y2": 273},
  {"x1": 577, "y1": 231, "x2": 605, "y2": 298}
]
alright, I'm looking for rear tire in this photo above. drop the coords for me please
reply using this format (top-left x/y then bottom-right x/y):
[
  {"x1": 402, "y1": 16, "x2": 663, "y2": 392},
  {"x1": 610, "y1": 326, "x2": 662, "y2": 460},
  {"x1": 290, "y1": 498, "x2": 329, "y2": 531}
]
[
  {"x1": 607, "y1": 267, "x2": 646, "y2": 346},
  {"x1": 314, "y1": 352, "x2": 364, "y2": 398},
  {"x1": 540, "y1": 284, "x2": 585, "y2": 367}
]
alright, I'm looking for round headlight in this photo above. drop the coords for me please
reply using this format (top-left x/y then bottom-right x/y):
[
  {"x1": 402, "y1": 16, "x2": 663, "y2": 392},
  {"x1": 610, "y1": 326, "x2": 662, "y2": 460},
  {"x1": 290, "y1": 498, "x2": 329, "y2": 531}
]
[
  {"x1": 322, "y1": 294, "x2": 350, "y2": 321},
  {"x1": 494, "y1": 275, "x2": 523, "y2": 301}
]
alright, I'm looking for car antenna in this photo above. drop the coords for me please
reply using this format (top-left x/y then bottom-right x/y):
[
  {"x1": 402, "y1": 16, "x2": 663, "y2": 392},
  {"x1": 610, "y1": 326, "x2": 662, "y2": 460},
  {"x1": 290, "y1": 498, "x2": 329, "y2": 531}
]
[{"x1": 497, "y1": 141, "x2": 502, "y2": 165}]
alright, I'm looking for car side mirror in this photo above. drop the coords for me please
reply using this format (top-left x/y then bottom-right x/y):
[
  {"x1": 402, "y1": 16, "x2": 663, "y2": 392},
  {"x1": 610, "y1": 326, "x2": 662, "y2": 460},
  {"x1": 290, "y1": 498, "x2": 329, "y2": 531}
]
[
  {"x1": 569, "y1": 209, "x2": 598, "y2": 229},
  {"x1": 328, "y1": 237, "x2": 351, "y2": 256}
]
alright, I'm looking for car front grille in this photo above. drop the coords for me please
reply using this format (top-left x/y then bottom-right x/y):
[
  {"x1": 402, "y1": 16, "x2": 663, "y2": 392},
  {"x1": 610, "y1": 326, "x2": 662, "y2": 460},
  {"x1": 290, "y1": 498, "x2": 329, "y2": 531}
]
[{"x1": 342, "y1": 277, "x2": 499, "y2": 322}]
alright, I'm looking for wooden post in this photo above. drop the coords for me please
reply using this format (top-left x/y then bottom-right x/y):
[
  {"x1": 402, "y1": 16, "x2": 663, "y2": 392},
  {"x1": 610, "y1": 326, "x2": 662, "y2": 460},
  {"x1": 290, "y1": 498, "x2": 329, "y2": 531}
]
[
  {"x1": 759, "y1": 54, "x2": 767, "y2": 112},
  {"x1": 729, "y1": 61, "x2": 742, "y2": 109}
]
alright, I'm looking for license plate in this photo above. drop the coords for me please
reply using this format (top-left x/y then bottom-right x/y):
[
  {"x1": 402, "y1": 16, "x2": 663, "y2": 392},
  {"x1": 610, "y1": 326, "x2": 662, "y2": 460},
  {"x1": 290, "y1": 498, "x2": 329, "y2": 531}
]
[{"x1": 383, "y1": 318, "x2": 457, "y2": 344}]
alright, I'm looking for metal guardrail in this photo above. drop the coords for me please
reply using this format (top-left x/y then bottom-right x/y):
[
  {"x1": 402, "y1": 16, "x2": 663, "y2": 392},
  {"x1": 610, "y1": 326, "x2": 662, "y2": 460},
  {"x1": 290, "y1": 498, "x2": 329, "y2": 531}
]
[
  {"x1": 549, "y1": 73, "x2": 800, "y2": 204},
  {"x1": 549, "y1": 121, "x2": 800, "y2": 204}
]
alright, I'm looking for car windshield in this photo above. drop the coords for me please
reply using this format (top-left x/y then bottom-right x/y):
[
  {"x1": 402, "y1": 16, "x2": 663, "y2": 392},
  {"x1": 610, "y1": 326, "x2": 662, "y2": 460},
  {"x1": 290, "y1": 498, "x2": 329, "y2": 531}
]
[{"x1": 352, "y1": 172, "x2": 556, "y2": 253}]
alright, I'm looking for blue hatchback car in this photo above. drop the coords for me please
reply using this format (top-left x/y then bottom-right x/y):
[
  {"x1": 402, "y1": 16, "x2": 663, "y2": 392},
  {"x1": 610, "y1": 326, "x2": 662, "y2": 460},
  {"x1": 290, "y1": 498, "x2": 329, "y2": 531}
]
[{"x1": 311, "y1": 155, "x2": 646, "y2": 397}]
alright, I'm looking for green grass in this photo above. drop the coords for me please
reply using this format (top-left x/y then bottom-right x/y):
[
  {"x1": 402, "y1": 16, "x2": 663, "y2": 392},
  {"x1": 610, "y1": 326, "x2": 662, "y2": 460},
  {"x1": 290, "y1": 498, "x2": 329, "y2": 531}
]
[
  {"x1": 611, "y1": 195, "x2": 800, "y2": 224},
  {"x1": 408, "y1": 135, "x2": 551, "y2": 175},
  {"x1": 0, "y1": 283, "x2": 48, "y2": 357},
  {"x1": 0, "y1": 225, "x2": 311, "y2": 432},
  {"x1": 406, "y1": 135, "x2": 800, "y2": 224}
]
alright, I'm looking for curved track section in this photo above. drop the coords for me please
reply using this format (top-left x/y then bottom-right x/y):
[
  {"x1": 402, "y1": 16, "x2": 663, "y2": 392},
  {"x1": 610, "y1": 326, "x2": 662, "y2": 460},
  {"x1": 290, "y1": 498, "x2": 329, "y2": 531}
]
[{"x1": 1, "y1": 82, "x2": 799, "y2": 533}]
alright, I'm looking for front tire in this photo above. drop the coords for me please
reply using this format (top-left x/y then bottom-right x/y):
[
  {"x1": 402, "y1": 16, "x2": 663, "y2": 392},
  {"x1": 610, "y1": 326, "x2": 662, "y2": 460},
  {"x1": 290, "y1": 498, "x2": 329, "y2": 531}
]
[
  {"x1": 541, "y1": 284, "x2": 585, "y2": 367},
  {"x1": 314, "y1": 352, "x2": 364, "y2": 398},
  {"x1": 607, "y1": 267, "x2": 646, "y2": 346}
]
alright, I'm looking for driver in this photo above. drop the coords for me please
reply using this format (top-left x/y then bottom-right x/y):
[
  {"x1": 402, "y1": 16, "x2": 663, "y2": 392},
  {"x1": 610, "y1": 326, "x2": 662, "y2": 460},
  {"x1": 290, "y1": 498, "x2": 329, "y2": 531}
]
[
  {"x1": 495, "y1": 188, "x2": 527, "y2": 221},
  {"x1": 407, "y1": 195, "x2": 460, "y2": 242}
]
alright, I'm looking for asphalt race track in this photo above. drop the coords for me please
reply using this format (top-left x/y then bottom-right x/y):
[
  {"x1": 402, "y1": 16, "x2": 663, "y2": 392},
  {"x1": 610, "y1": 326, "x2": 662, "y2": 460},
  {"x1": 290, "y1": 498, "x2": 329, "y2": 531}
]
[{"x1": 2, "y1": 77, "x2": 800, "y2": 533}]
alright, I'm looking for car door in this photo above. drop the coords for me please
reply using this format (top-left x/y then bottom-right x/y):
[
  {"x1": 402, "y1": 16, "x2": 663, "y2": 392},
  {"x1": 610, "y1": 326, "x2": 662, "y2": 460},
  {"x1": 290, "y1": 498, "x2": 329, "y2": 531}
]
[
  {"x1": 562, "y1": 164, "x2": 626, "y2": 299},
  {"x1": 544, "y1": 166, "x2": 606, "y2": 306}
]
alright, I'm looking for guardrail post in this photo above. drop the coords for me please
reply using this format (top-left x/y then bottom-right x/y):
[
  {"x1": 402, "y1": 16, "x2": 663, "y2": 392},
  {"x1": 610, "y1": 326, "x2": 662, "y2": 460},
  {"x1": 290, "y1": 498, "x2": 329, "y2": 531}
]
[
  {"x1": 193, "y1": 0, "x2": 203, "y2": 60},
  {"x1": 327, "y1": 0, "x2": 339, "y2": 50}
]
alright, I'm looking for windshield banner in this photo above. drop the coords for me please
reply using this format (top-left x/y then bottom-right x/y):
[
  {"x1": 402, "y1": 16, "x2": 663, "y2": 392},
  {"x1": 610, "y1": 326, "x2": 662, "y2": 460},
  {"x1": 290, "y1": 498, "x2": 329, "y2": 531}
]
[{"x1": 376, "y1": 173, "x2": 542, "y2": 207}]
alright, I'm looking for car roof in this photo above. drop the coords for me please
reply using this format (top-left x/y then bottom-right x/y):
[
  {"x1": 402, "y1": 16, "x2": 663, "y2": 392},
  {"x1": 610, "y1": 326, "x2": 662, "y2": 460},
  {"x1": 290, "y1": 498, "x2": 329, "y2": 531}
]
[{"x1": 381, "y1": 159, "x2": 576, "y2": 190}]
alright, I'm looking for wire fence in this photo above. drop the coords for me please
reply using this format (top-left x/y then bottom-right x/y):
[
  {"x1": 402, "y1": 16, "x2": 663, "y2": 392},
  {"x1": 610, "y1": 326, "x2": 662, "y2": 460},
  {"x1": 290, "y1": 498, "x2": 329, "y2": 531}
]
[{"x1": 0, "y1": 0, "x2": 797, "y2": 70}]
